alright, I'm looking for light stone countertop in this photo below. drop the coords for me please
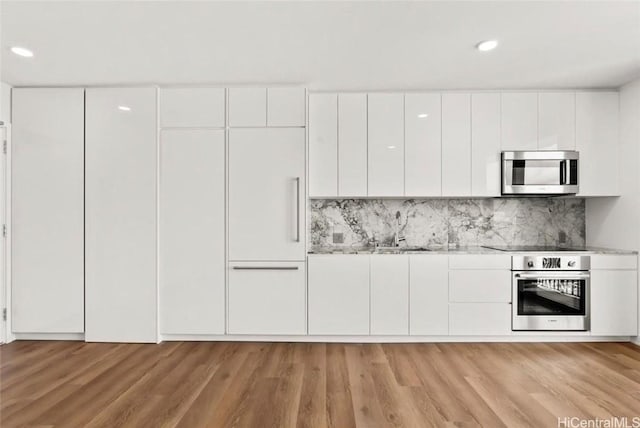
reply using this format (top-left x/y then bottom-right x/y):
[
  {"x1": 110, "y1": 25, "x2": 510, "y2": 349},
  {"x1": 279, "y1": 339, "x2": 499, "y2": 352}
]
[{"x1": 307, "y1": 246, "x2": 638, "y2": 255}]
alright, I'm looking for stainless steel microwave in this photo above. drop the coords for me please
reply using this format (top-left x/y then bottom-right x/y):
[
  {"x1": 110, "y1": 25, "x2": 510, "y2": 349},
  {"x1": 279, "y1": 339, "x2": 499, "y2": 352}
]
[{"x1": 502, "y1": 151, "x2": 579, "y2": 196}]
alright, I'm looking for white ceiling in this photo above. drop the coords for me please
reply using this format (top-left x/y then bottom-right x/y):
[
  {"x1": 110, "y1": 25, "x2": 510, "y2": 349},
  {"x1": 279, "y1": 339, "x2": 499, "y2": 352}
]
[{"x1": 1, "y1": 1, "x2": 640, "y2": 90}]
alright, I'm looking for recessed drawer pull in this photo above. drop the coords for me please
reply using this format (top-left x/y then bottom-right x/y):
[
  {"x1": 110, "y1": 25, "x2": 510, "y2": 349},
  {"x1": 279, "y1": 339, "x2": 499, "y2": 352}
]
[{"x1": 232, "y1": 266, "x2": 299, "y2": 270}]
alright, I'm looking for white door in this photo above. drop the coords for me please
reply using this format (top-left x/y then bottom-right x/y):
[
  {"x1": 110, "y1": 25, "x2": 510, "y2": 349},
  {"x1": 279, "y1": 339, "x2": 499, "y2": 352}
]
[
  {"x1": 85, "y1": 87, "x2": 158, "y2": 343},
  {"x1": 538, "y1": 92, "x2": 575, "y2": 150},
  {"x1": 12, "y1": 88, "x2": 85, "y2": 333},
  {"x1": 576, "y1": 92, "x2": 619, "y2": 196},
  {"x1": 229, "y1": 128, "x2": 306, "y2": 261},
  {"x1": 368, "y1": 93, "x2": 404, "y2": 196},
  {"x1": 160, "y1": 130, "x2": 225, "y2": 335},
  {"x1": 442, "y1": 93, "x2": 471, "y2": 196},
  {"x1": 0, "y1": 124, "x2": 6, "y2": 343},
  {"x1": 370, "y1": 255, "x2": 409, "y2": 335},
  {"x1": 308, "y1": 255, "x2": 370, "y2": 335},
  {"x1": 228, "y1": 88, "x2": 267, "y2": 127},
  {"x1": 591, "y1": 270, "x2": 638, "y2": 336},
  {"x1": 409, "y1": 255, "x2": 448, "y2": 335},
  {"x1": 501, "y1": 93, "x2": 538, "y2": 151},
  {"x1": 405, "y1": 93, "x2": 441, "y2": 196},
  {"x1": 471, "y1": 93, "x2": 501, "y2": 197},
  {"x1": 308, "y1": 93, "x2": 338, "y2": 197},
  {"x1": 338, "y1": 93, "x2": 368, "y2": 196},
  {"x1": 228, "y1": 261, "x2": 306, "y2": 335}
]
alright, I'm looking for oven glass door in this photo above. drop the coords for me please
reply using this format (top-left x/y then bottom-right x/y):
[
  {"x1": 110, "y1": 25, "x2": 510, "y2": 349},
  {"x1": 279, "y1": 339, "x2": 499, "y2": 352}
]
[{"x1": 516, "y1": 273, "x2": 587, "y2": 316}]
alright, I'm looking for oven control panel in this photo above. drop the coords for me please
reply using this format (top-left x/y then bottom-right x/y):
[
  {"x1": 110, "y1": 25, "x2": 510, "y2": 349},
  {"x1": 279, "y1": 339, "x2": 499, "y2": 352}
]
[{"x1": 512, "y1": 255, "x2": 590, "y2": 271}]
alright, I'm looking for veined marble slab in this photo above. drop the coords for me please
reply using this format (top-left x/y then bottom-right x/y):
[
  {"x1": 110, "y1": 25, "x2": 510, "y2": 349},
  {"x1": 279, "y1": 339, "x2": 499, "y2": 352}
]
[{"x1": 310, "y1": 198, "x2": 585, "y2": 248}]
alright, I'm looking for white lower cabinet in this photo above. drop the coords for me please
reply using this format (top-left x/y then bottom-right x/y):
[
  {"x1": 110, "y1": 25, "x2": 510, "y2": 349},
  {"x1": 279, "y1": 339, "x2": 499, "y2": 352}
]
[
  {"x1": 590, "y1": 269, "x2": 638, "y2": 336},
  {"x1": 449, "y1": 270, "x2": 512, "y2": 302},
  {"x1": 308, "y1": 255, "x2": 370, "y2": 335},
  {"x1": 370, "y1": 255, "x2": 409, "y2": 335},
  {"x1": 228, "y1": 262, "x2": 306, "y2": 335},
  {"x1": 409, "y1": 255, "x2": 449, "y2": 335},
  {"x1": 449, "y1": 303, "x2": 512, "y2": 336}
]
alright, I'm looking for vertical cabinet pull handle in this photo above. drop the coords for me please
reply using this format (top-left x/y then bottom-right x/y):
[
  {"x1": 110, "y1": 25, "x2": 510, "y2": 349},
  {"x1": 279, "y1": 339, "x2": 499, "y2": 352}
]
[{"x1": 295, "y1": 177, "x2": 300, "y2": 242}]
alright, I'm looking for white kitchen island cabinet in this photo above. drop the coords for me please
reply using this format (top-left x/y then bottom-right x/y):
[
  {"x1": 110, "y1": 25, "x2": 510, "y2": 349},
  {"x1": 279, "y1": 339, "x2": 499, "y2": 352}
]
[
  {"x1": 159, "y1": 129, "x2": 225, "y2": 335},
  {"x1": 590, "y1": 255, "x2": 638, "y2": 336},
  {"x1": 308, "y1": 255, "x2": 370, "y2": 335},
  {"x1": 228, "y1": 262, "x2": 306, "y2": 335},
  {"x1": 228, "y1": 128, "x2": 306, "y2": 261},
  {"x1": 85, "y1": 87, "x2": 158, "y2": 343},
  {"x1": 11, "y1": 88, "x2": 85, "y2": 334}
]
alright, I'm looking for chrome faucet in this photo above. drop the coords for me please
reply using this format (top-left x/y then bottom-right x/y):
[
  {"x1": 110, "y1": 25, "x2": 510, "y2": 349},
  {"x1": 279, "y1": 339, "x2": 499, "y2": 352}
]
[{"x1": 393, "y1": 211, "x2": 406, "y2": 247}]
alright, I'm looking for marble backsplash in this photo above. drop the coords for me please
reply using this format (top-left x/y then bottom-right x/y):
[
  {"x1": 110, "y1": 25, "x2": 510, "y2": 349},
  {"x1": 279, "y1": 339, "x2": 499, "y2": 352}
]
[{"x1": 310, "y1": 198, "x2": 585, "y2": 248}]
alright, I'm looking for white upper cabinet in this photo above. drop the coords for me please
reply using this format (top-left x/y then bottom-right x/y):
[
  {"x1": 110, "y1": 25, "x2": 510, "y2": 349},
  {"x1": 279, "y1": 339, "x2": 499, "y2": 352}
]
[
  {"x1": 338, "y1": 93, "x2": 368, "y2": 196},
  {"x1": 501, "y1": 93, "x2": 538, "y2": 151},
  {"x1": 368, "y1": 93, "x2": 405, "y2": 196},
  {"x1": 228, "y1": 87, "x2": 267, "y2": 127},
  {"x1": 538, "y1": 92, "x2": 575, "y2": 150},
  {"x1": 11, "y1": 88, "x2": 85, "y2": 334},
  {"x1": 308, "y1": 93, "x2": 338, "y2": 197},
  {"x1": 442, "y1": 93, "x2": 471, "y2": 196},
  {"x1": 228, "y1": 128, "x2": 306, "y2": 261},
  {"x1": 471, "y1": 93, "x2": 501, "y2": 197},
  {"x1": 159, "y1": 87, "x2": 225, "y2": 128},
  {"x1": 405, "y1": 93, "x2": 442, "y2": 196},
  {"x1": 85, "y1": 87, "x2": 158, "y2": 343},
  {"x1": 370, "y1": 255, "x2": 409, "y2": 335},
  {"x1": 267, "y1": 87, "x2": 306, "y2": 127},
  {"x1": 576, "y1": 91, "x2": 619, "y2": 196},
  {"x1": 159, "y1": 129, "x2": 225, "y2": 335}
]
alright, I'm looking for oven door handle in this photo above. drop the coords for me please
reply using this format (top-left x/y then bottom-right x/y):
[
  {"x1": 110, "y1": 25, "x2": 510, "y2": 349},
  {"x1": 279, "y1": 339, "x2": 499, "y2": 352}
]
[{"x1": 515, "y1": 272, "x2": 590, "y2": 279}]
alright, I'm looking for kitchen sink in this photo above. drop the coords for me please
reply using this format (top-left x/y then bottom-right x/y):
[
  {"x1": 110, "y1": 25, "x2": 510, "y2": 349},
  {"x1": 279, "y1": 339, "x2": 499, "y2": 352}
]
[{"x1": 374, "y1": 246, "x2": 432, "y2": 254}]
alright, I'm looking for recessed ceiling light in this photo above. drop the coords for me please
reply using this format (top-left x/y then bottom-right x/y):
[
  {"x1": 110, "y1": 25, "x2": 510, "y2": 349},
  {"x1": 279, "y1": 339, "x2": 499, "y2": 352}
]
[
  {"x1": 417, "y1": 113, "x2": 429, "y2": 118},
  {"x1": 118, "y1": 105, "x2": 131, "y2": 112},
  {"x1": 10, "y1": 46, "x2": 34, "y2": 57},
  {"x1": 387, "y1": 145, "x2": 396, "y2": 150},
  {"x1": 476, "y1": 40, "x2": 498, "y2": 52}
]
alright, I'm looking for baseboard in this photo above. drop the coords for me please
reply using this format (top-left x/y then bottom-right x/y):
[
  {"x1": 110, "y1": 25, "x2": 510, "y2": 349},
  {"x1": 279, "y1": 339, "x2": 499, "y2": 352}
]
[
  {"x1": 13, "y1": 333, "x2": 85, "y2": 341},
  {"x1": 160, "y1": 334, "x2": 632, "y2": 343}
]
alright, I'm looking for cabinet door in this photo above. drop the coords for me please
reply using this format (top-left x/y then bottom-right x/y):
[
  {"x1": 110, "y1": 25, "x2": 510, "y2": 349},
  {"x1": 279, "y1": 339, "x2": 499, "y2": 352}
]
[
  {"x1": 501, "y1": 93, "x2": 538, "y2": 151},
  {"x1": 449, "y1": 270, "x2": 511, "y2": 302},
  {"x1": 160, "y1": 130, "x2": 225, "y2": 335},
  {"x1": 159, "y1": 87, "x2": 225, "y2": 128},
  {"x1": 368, "y1": 93, "x2": 404, "y2": 196},
  {"x1": 371, "y1": 255, "x2": 409, "y2": 335},
  {"x1": 449, "y1": 303, "x2": 511, "y2": 335},
  {"x1": 12, "y1": 88, "x2": 85, "y2": 333},
  {"x1": 338, "y1": 93, "x2": 368, "y2": 196},
  {"x1": 308, "y1": 255, "x2": 370, "y2": 335},
  {"x1": 576, "y1": 92, "x2": 619, "y2": 196},
  {"x1": 228, "y1": 88, "x2": 267, "y2": 127},
  {"x1": 405, "y1": 93, "x2": 441, "y2": 196},
  {"x1": 591, "y1": 270, "x2": 638, "y2": 336},
  {"x1": 228, "y1": 262, "x2": 306, "y2": 335},
  {"x1": 85, "y1": 87, "x2": 158, "y2": 343},
  {"x1": 471, "y1": 93, "x2": 501, "y2": 197},
  {"x1": 538, "y1": 92, "x2": 575, "y2": 150},
  {"x1": 267, "y1": 87, "x2": 305, "y2": 127},
  {"x1": 229, "y1": 128, "x2": 305, "y2": 261},
  {"x1": 442, "y1": 93, "x2": 471, "y2": 196},
  {"x1": 409, "y1": 255, "x2": 448, "y2": 335},
  {"x1": 308, "y1": 93, "x2": 338, "y2": 197}
]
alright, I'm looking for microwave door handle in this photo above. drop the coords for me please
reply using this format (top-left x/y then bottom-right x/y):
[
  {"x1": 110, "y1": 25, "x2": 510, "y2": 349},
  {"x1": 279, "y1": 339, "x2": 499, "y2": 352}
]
[{"x1": 560, "y1": 160, "x2": 567, "y2": 185}]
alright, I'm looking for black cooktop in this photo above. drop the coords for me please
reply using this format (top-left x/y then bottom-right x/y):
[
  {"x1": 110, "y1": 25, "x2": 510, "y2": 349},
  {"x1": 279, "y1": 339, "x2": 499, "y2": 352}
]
[{"x1": 481, "y1": 245, "x2": 588, "y2": 252}]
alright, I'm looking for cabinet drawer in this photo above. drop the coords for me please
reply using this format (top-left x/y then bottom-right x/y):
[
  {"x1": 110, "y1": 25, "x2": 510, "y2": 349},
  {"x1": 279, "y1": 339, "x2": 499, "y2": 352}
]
[
  {"x1": 449, "y1": 270, "x2": 511, "y2": 302},
  {"x1": 449, "y1": 303, "x2": 512, "y2": 335},
  {"x1": 228, "y1": 262, "x2": 306, "y2": 335},
  {"x1": 449, "y1": 255, "x2": 511, "y2": 270},
  {"x1": 591, "y1": 255, "x2": 637, "y2": 270}
]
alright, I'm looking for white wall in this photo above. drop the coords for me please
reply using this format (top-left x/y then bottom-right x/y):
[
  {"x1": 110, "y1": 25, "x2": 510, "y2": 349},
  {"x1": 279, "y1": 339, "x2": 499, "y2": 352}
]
[
  {"x1": 586, "y1": 77, "x2": 640, "y2": 344},
  {"x1": 0, "y1": 81, "x2": 10, "y2": 124}
]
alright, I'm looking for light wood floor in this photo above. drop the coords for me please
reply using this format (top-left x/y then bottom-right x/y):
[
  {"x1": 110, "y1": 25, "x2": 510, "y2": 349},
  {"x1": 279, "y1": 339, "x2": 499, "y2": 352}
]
[{"x1": 1, "y1": 341, "x2": 640, "y2": 427}]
